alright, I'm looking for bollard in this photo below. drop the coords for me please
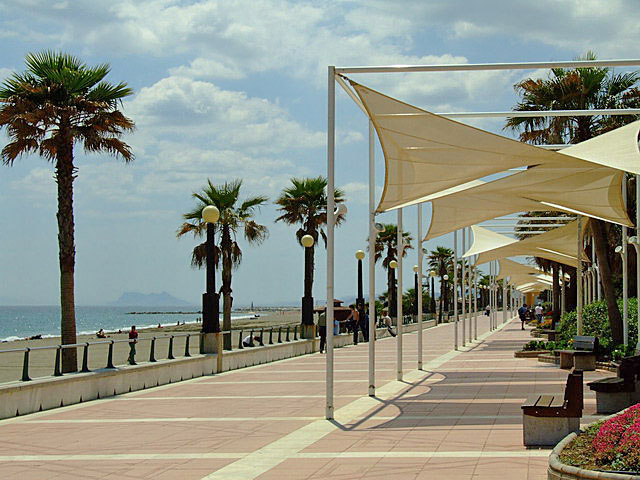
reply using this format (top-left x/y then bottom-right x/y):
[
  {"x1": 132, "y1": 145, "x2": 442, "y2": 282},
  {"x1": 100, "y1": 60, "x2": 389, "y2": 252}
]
[
  {"x1": 168, "y1": 336, "x2": 175, "y2": 360},
  {"x1": 21, "y1": 348, "x2": 31, "y2": 381},
  {"x1": 259, "y1": 329, "x2": 264, "y2": 346},
  {"x1": 184, "y1": 335, "x2": 191, "y2": 357},
  {"x1": 53, "y1": 346, "x2": 62, "y2": 376},
  {"x1": 81, "y1": 343, "x2": 90, "y2": 373},
  {"x1": 277, "y1": 327, "x2": 282, "y2": 343},
  {"x1": 286, "y1": 326, "x2": 290, "y2": 342},
  {"x1": 149, "y1": 337, "x2": 156, "y2": 362},
  {"x1": 106, "y1": 340, "x2": 115, "y2": 368},
  {"x1": 269, "y1": 328, "x2": 273, "y2": 345},
  {"x1": 238, "y1": 330, "x2": 244, "y2": 349},
  {"x1": 294, "y1": 325, "x2": 298, "y2": 340}
]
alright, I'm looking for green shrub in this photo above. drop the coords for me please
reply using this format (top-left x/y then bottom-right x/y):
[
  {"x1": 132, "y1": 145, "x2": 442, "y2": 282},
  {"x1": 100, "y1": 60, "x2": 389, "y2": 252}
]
[{"x1": 558, "y1": 298, "x2": 638, "y2": 357}]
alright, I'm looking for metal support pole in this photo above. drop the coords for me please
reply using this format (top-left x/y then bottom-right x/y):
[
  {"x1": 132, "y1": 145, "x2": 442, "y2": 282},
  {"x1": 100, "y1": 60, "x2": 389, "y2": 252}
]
[
  {"x1": 368, "y1": 121, "x2": 376, "y2": 395},
  {"x1": 417, "y1": 203, "x2": 423, "y2": 370},
  {"x1": 468, "y1": 227, "x2": 473, "y2": 343},
  {"x1": 397, "y1": 208, "x2": 404, "y2": 381},
  {"x1": 623, "y1": 229, "x2": 629, "y2": 347},
  {"x1": 453, "y1": 230, "x2": 458, "y2": 350},
  {"x1": 561, "y1": 265, "x2": 566, "y2": 314},
  {"x1": 326, "y1": 65, "x2": 335, "y2": 420},
  {"x1": 473, "y1": 260, "x2": 478, "y2": 339},
  {"x1": 503, "y1": 281, "x2": 508, "y2": 324},
  {"x1": 577, "y1": 216, "x2": 584, "y2": 336},
  {"x1": 637, "y1": 174, "x2": 640, "y2": 353},
  {"x1": 461, "y1": 227, "x2": 466, "y2": 347}
]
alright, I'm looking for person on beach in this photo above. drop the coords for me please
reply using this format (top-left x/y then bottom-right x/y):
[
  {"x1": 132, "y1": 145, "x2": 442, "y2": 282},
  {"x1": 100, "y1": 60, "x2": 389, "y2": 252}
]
[
  {"x1": 128, "y1": 325, "x2": 138, "y2": 365},
  {"x1": 96, "y1": 329, "x2": 106, "y2": 338},
  {"x1": 484, "y1": 305, "x2": 490, "y2": 316},
  {"x1": 382, "y1": 309, "x2": 396, "y2": 337},
  {"x1": 242, "y1": 334, "x2": 260, "y2": 347},
  {"x1": 317, "y1": 310, "x2": 327, "y2": 353}
]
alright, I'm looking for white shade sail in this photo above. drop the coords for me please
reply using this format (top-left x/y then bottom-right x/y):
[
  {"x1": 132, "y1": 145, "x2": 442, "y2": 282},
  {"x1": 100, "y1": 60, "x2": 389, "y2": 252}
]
[
  {"x1": 467, "y1": 221, "x2": 589, "y2": 268},
  {"x1": 425, "y1": 162, "x2": 629, "y2": 240},
  {"x1": 497, "y1": 258, "x2": 546, "y2": 280},
  {"x1": 350, "y1": 80, "x2": 640, "y2": 214}
]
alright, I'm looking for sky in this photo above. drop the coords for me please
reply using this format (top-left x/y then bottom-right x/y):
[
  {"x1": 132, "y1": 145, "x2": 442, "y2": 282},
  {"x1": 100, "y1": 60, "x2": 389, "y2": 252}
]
[{"x1": 0, "y1": 0, "x2": 639, "y2": 306}]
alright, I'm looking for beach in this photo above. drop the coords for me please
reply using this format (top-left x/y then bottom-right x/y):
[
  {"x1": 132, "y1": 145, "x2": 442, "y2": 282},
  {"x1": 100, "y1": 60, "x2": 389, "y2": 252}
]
[{"x1": 0, "y1": 309, "x2": 302, "y2": 384}]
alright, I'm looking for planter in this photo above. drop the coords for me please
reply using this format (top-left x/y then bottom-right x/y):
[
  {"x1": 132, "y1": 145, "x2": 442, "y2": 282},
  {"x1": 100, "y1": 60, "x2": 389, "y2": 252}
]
[
  {"x1": 514, "y1": 350, "x2": 550, "y2": 358},
  {"x1": 548, "y1": 408, "x2": 640, "y2": 479},
  {"x1": 538, "y1": 353, "x2": 560, "y2": 365}
]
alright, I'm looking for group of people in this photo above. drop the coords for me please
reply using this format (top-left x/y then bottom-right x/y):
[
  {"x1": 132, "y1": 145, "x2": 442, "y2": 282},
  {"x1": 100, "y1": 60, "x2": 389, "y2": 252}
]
[
  {"x1": 316, "y1": 305, "x2": 397, "y2": 354},
  {"x1": 517, "y1": 303, "x2": 544, "y2": 330}
]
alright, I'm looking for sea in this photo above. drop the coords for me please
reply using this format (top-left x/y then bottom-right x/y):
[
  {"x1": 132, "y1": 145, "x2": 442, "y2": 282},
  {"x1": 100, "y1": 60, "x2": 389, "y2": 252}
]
[{"x1": 0, "y1": 306, "x2": 256, "y2": 343}]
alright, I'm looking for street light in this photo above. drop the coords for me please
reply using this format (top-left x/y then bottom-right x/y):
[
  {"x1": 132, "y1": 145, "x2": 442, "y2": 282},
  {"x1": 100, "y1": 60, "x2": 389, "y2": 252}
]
[
  {"x1": 429, "y1": 270, "x2": 436, "y2": 314},
  {"x1": 201, "y1": 205, "x2": 220, "y2": 337},
  {"x1": 300, "y1": 234, "x2": 315, "y2": 337},
  {"x1": 355, "y1": 250, "x2": 366, "y2": 332}
]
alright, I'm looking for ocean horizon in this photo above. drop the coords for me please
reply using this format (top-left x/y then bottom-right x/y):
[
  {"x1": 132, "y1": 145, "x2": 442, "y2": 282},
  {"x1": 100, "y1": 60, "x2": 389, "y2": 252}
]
[{"x1": 0, "y1": 305, "x2": 267, "y2": 342}]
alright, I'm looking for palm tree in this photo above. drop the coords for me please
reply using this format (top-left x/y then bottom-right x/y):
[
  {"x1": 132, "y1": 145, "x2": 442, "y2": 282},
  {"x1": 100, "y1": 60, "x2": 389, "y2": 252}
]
[
  {"x1": 275, "y1": 177, "x2": 345, "y2": 332},
  {"x1": 428, "y1": 247, "x2": 453, "y2": 323},
  {"x1": 0, "y1": 52, "x2": 135, "y2": 372},
  {"x1": 178, "y1": 179, "x2": 268, "y2": 346},
  {"x1": 374, "y1": 224, "x2": 412, "y2": 318},
  {"x1": 506, "y1": 52, "x2": 640, "y2": 345}
]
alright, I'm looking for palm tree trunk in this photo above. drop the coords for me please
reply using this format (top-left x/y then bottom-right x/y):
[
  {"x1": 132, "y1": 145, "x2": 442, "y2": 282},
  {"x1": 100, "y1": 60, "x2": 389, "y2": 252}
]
[
  {"x1": 591, "y1": 219, "x2": 624, "y2": 344},
  {"x1": 220, "y1": 225, "x2": 233, "y2": 335},
  {"x1": 55, "y1": 137, "x2": 77, "y2": 373}
]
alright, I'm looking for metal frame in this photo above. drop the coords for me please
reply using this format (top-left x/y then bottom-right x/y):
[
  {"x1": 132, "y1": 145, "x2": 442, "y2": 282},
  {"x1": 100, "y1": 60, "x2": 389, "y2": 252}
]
[{"x1": 326, "y1": 58, "x2": 640, "y2": 420}]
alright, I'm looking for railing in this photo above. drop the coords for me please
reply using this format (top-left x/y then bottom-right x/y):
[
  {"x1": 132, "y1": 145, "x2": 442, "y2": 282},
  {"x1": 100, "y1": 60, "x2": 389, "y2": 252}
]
[
  {"x1": 0, "y1": 332, "x2": 203, "y2": 383},
  {"x1": 235, "y1": 323, "x2": 302, "y2": 349}
]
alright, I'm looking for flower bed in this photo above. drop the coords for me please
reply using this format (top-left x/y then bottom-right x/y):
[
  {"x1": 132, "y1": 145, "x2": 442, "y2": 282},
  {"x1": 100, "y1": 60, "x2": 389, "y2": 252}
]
[{"x1": 557, "y1": 404, "x2": 640, "y2": 475}]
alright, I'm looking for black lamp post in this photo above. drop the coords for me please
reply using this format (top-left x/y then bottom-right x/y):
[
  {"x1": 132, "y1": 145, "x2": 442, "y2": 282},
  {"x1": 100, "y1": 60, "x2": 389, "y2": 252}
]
[
  {"x1": 300, "y1": 234, "x2": 315, "y2": 337},
  {"x1": 202, "y1": 205, "x2": 220, "y2": 335},
  {"x1": 355, "y1": 250, "x2": 365, "y2": 316},
  {"x1": 429, "y1": 270, "x2": 437, "y2": 313},
  {"x1": 413, "y1": 265, "x2": 419, "y2": 318}
]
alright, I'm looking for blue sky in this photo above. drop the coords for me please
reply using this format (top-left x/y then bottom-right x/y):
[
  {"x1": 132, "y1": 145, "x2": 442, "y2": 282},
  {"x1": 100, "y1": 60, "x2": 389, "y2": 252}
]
[{"x1": 1, "y1": 0, "x2": 638, "y2": 306}]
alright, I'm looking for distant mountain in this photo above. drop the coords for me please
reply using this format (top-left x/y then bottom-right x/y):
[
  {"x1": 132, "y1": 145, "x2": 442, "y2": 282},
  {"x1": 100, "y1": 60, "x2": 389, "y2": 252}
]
[{"x1": 109, "y1": 291, "x2": 193, "y2": 307}]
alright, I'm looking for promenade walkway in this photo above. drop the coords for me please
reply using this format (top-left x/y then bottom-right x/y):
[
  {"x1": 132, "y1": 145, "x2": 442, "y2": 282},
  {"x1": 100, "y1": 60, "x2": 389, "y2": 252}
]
[{"x1": 0, "y1": 316, "x2": 607, "y2": 479}]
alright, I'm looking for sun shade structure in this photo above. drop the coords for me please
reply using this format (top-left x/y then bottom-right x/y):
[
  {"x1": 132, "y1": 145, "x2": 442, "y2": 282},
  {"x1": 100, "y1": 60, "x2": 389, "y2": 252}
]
[
  {"x1": 349, "y1": 80, "x2": 640, "y2": 214},
  {"x1": 425, "y1": 161, "x2": 630, "y2": 240},
  {"x1": 497, "y1": 258, "x2": 548, "y2": 281},
  {"x1": 465, "y1": 221, "x2": 589, "y2": 268}
]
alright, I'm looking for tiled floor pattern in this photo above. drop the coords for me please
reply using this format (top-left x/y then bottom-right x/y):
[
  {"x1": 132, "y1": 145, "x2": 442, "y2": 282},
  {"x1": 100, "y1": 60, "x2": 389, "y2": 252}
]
[{"x1": 0, "y1": 316, "x2": 608, "y2": 479}]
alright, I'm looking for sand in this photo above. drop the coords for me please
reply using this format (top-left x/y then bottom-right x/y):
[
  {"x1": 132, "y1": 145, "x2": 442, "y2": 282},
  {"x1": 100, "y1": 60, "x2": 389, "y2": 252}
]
[{"x1": 0, "y1": 310, "x2": 302, "y2": 384}]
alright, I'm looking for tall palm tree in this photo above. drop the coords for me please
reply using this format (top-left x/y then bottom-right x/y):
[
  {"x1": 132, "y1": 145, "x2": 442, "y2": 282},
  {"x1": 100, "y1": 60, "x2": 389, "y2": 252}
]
[
  {"x1": 428, "y1": 246, "x2": 453, "y2": 323},
  {"x1": 506, "y1": 52, "x2": 640, "y2": 345},
  {"x1": 275, "y1": 177, "x2": 345, "y2": 331},
  {"x1": 0, "y1": 52, "x2": 134, "y2": 372},
  {"x1": 374, "y1": 224, "x2": 412, "y2": 318},
  {"x1": 178, "y1": 179, "x2": 268, "y2": 345}
]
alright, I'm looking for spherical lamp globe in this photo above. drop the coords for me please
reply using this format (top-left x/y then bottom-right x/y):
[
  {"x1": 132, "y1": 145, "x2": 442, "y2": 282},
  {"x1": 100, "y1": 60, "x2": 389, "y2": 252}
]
[
  {"x1": 202, "y1": 205, "x2": 220, "y2": 224},
  {"x1": 413, "y1": 265, "x2": 419, "y2": 273},
  {"x1": 355, "y1": 250, "x2": 365, "y2": 260},
  {"x1": 389, "y1": 260, "x2": 398, "y2": 269},
  {"x1": 429, "y1": 270, "x2": 436, "y2": 278},
  {"x1": 443, "y1": 274, "x2": 449, "y2": 281},
  {"x1": 301, "y1": 235, "x2": 314, "y2": 248}
]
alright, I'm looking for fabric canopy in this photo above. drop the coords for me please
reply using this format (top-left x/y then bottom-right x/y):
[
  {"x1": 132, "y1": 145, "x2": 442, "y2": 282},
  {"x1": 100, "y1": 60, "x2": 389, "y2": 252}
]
[
  {"x1": 497, "y1": 258, "x2": 546, "y2": 280},
  {"x1": 425, "y1": 161, "x2": 629, "y2": 240},
  {"x1": 350, "y1": 80, "x2": 640, "y2": 214},
  {"x1": 466, "y1": 221, "x2": 589, "y2": 267}
]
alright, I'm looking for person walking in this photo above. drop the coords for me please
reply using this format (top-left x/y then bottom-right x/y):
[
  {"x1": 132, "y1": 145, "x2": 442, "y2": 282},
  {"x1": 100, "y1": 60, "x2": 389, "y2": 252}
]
[
  {"x1": 128, "y1": 325, "x2": 138, "y2": 365},
  {"x1": 534, "y1": 304, "x2": 543, "y2": 326},
  {"x1": 382, "y1": 308, "x2": 396, "y2": 337},
  {"x1": 347, "y1": 304, "x2": 360, "y2": 345},
  {"x1": 518, "y1": 303, "x2": 528, "y2": 330},
  {"x1": 318, "y1": 309, "x2": 327, "y2": 353}
]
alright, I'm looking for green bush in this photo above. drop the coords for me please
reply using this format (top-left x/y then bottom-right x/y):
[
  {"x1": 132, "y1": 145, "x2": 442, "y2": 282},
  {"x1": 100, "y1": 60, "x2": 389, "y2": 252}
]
[{"x1": 558, "y1": 298, "x2": 638, "y2": 357}]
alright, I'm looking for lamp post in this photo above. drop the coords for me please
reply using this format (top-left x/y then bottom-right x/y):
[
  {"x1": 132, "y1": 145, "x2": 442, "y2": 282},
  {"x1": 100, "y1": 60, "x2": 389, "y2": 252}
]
[
  {"x1": 301, "y1": 233, "x2": 315, "y2": 338},
  {"x1": 442, "y1": 274, "x2": 449, "y2": 323},
  {"x1": 429, "y1": 270, "x2": 436, "y2": 314},
  {"x1": 389, "y1": 260, "x2": 398, "y2": 318},
  {"x1": 629, "y1": 236, "x2": 640, "y2": 353},
  {"x1": 201, "y1": 205, "x2": 220, "y2": 353},
  {"x1": 355, "y1": 250, "x2": 366, "y2": 335}
]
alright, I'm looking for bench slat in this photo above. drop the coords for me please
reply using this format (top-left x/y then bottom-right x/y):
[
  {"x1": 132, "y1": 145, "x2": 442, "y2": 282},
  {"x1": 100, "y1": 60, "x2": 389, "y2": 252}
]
[{"x1": 537, "y1": 395, "x2": 554, "y2": 408}]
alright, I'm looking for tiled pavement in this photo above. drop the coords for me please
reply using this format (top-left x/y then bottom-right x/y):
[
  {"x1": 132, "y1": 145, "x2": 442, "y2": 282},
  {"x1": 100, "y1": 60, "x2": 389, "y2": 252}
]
[{"x1": 0, "y1": 316, "x2": 608, "y2": 479}]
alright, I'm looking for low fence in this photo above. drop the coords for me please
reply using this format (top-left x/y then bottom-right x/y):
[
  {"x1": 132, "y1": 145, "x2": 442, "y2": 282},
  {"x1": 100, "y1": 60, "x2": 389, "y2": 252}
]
[{"x1": 0, "y1": 316, "x2": 444, "y2": 419}]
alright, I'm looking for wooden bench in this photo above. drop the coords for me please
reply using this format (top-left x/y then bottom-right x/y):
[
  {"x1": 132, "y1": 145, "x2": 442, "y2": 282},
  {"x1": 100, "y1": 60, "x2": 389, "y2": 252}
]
[
  {"x1": 556, "y1": 336, "x2": 598, "y2": 370},
  {"x1": 521, "y1": 369, "x2": 583, "y2": 446},
  {"x1": 588, "y1": 355, "x2": 640, "y2": 413}
]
